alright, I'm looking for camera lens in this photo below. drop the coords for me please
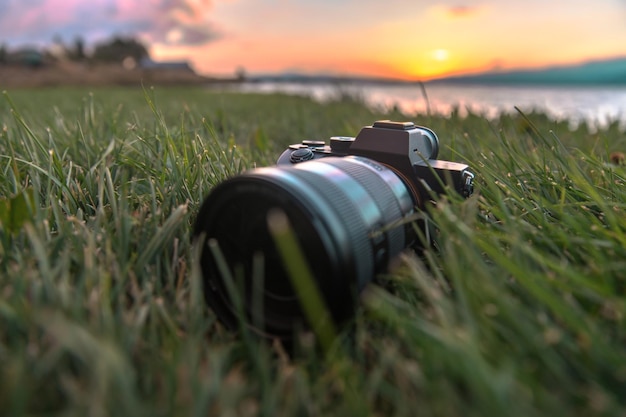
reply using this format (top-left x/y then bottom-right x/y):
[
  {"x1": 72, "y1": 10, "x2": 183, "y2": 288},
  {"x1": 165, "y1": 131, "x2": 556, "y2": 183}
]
[{"x1": 194, "y1": 156, "x2": 415, "y2": 339}]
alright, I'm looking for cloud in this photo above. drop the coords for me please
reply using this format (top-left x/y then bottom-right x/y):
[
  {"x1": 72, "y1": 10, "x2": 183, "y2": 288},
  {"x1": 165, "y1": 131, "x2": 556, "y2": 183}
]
[
  {"x1": 108, "y1": 0, "x2": 221, "y2": 45},
  {"x1": 446, "y1": 5, "x2": 479, "y2": 18},
  {"x1": 145, "y1": 0, "x2": 222, "y2": 45},
  {"x1": 0, "y1": 0, "x2": 221, "y2": 47}
]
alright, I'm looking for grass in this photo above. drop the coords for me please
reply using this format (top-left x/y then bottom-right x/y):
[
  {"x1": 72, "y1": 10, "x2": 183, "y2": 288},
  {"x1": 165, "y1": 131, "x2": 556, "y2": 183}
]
[{"x1": 1, "y1": 85, "x2": 626, "y2": 416}]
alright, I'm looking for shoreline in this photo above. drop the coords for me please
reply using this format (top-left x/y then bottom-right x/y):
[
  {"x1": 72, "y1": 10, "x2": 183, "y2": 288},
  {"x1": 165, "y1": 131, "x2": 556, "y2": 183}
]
[{"x1": 0, "y1": 62, "x2": 240, "y2": 89}]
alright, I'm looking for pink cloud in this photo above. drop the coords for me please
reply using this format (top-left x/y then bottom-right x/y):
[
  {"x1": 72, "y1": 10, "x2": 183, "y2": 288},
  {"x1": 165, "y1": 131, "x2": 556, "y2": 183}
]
[
  {"x1": 0, "y1": 0, "x2": 220, "y2": 47},
  {"x1": 446, "y1": 4, "x2": 482, "y2": 18}
]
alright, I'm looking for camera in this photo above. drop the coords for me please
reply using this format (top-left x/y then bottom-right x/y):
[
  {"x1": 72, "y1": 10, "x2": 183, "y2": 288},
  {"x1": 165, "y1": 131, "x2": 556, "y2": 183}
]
[{"x1": 193, "y1": 120, "x2": 474, "y2": 340}]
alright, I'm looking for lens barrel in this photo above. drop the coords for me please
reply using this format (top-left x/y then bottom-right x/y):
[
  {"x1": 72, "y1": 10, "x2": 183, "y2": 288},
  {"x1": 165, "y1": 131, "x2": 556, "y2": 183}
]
[{"x1": 194, "y1": 156, "x2": 415, "y2": 339}]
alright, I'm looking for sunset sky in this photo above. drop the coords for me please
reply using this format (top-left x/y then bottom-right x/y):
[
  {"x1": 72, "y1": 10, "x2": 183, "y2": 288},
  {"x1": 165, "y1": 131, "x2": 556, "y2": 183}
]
[{"x1": 2, "y1": 0, "x2": 626, "y2": 80}]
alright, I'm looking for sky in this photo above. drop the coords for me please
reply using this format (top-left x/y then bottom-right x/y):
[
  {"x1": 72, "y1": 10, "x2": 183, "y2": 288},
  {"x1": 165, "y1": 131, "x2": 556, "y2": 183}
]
[{"x1": 1, "y1": 0, "x2": 626, "y2": 80}]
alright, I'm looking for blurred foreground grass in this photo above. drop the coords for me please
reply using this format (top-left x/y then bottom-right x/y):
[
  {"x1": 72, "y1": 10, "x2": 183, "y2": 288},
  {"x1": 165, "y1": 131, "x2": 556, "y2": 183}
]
[{"x1": 1, "y1": 86, "x2": 626, "y2": 416}]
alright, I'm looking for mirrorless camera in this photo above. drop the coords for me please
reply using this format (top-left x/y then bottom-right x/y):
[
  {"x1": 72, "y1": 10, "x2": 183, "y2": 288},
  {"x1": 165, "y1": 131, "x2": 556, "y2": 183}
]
[{"x1": 193, "y1": 120, "x2": 474, "y2": 340}]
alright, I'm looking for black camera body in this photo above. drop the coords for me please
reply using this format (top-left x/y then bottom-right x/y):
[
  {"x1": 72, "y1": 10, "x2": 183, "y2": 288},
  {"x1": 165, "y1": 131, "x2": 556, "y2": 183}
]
[
  {"x1": 194, "y1": 120, "x2": 474, "y2": 340},
  {"x1": 277, "y1": 120, "x2": 474, "y2": 204}
]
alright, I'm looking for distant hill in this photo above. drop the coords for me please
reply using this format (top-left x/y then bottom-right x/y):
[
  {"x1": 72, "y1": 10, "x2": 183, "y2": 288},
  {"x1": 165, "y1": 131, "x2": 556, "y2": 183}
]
[
  {"x1": 247, "y1": 57, "x2": 626, "y2": 86},
  {"x1": 432, "y1": 57, "x2": 626, "y2": 85},
  {"x1": 248, "y1": 72, "x2": 409, "y2": 85}
]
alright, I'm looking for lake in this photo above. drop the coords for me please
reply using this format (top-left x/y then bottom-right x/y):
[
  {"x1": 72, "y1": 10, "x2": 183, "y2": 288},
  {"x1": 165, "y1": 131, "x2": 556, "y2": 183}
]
[{"x1": 231, "y1": 81, "x2": 626, "y2": 129}]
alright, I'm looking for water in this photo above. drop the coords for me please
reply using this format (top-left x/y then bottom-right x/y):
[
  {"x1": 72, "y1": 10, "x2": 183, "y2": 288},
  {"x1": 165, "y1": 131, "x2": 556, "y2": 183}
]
[{"x1": 233, "y1": 81, "x2": 626, "y2": 129}]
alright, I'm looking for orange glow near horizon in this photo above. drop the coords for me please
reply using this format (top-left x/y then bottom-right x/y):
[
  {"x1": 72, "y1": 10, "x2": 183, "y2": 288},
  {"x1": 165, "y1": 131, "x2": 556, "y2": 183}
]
[{"x1": 3, "y1": 0, "x2": 626, "y2": 80}]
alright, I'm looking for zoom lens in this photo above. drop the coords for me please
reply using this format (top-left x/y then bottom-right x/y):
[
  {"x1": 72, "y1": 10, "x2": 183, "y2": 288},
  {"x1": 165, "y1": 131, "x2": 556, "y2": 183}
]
[{"x1": 193, "y1": 156, "x2": 415, "y2": 339}]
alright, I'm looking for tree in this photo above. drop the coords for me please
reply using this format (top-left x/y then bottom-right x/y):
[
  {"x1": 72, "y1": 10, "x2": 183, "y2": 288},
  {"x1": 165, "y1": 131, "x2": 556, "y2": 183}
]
[
  {"x1": 72, "y1": 36, "x2": 86, "y2": 60},
  {"x1": 235, "y1": 66, "x2": 247, "y2": 81},
  {"x1": 92, "y1": 36, "x2": 149, "y2": 64}
]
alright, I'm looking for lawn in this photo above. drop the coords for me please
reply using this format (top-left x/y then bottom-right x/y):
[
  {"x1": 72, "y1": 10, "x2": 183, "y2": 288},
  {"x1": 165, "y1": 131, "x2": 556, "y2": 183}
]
[{"x1": 1, "y1": 86, "x2": 625, "y2": 416}]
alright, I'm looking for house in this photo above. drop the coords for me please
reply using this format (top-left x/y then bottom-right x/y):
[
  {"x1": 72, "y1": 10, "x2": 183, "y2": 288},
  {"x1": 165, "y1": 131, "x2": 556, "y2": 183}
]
[
  {"x1": 6, "y1": 47, "x2": 45, "y2": 67},
  {"x1": 139, "y1": 57, "x2": 193, "y2": 72}
]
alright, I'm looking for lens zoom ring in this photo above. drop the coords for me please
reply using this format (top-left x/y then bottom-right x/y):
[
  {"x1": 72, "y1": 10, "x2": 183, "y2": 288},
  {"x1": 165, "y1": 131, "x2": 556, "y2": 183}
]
[{"x1": 324, "y1": 158, "x2": 406, "y2": 259}]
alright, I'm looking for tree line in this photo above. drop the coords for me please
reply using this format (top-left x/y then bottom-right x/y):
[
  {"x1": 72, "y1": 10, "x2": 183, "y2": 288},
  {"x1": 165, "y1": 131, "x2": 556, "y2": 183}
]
[{"x1": 0, "y1": 36, "x2": 151, "y2": 67}]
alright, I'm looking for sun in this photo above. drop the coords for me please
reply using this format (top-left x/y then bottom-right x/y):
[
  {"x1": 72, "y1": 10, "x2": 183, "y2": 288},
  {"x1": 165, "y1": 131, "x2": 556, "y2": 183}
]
[
  {"x1": 432, "y1": 49, "x2": 450, "y2": 62},
  {"x1": 396, "y1": 48, "x2": 458, "y2": 80}
]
